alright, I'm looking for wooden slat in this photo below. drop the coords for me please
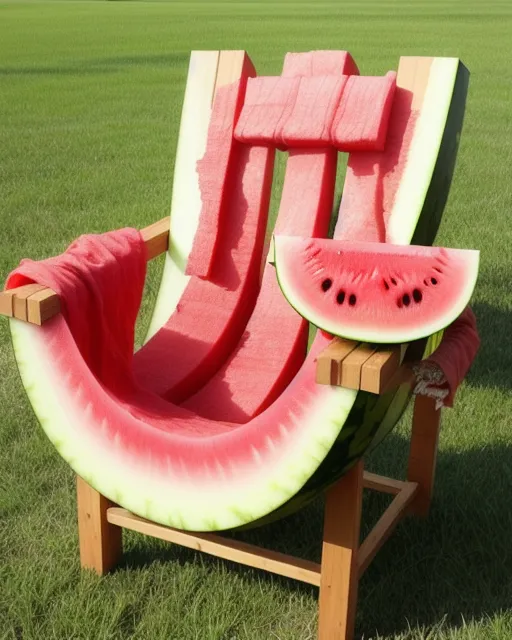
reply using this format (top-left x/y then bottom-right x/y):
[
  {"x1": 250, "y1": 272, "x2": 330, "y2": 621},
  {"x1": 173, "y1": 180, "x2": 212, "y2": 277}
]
[
  {"x1": 141, "y1": 217, "x2": 171, "y2": 260},
  {"x1": 107, "y1": 507, "x2": 322, "y2": 586},
  {"x1": 215, "y1": 49, "x2": 255, "y2": 90},
  {"x1": 339, "y1": 343, "x2": 377, "y2": 389},
  {"x1": 0, "y1": 288, "x2": 15, "y2": 318},
  {"x1": 12, "y1": 284, "x2": 46, "y2": 322},
  {"x1": 27, "y1": 288, "x2": 62, "y2": 325},
  {"x1": 407, "y1": 395, "x2": 442, "y2": 517},
  {"x1": 0, "y1": 216, "x2": 170, "y2": 325},
  {"x1": 318, "y1": 460, "x2": 363, "y2": 640},
  {"x1": 77, "y1": 477, "x2": 122, "y2": 576},
  {"x1": 360, "y1": 345, "x2": 404, "y2": 394},
  {"x1": 316, "y1": 339, "x2": 359, "y2": 385},
  {"x1": 357, "y1": 480, "x2": 418, "y2": 576},
  {"x1": 362, "y1": 471, "x2": 408, "y2": 496}
]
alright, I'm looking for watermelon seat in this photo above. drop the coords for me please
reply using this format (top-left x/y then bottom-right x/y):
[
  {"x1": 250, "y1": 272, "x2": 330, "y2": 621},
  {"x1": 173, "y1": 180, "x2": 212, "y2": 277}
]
[{"x1": 1, "y1": 49, "x2": 477, "y2": 640}]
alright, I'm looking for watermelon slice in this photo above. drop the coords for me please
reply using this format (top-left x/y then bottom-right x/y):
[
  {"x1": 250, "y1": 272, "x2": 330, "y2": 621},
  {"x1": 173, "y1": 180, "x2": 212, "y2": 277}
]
[{"x1": 274, "y1": 236, "x2": 479, "y2": 344}]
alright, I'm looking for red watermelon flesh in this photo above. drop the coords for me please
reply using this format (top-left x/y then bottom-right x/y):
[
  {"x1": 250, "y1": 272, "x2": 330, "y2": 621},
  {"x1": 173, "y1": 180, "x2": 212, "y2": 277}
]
[
  {"x1": 182, "y1": 149, "x2": 337, "y2": 422},
  {"x1": 274, "y1": 237, "x2": 479, "y2": 344},
  {"x1": 331, "y1": 72, "x2": 397, "y2": 152},
  {"x1": 282, "y1": 50, "x2": 359, "y2": 77},
  {"x1": 186, "y1": 71, "x2": 254, "y2": 279},
  {"x1": 182, "y1": 51, "x2": 353, "y2": 422},
  {"x1": 280, "y1": 75, "x2": 349, "y2": 148},
  {"x1": 234, "y1": 76, "x2": 300, "y2": 148},
  {"x1": 334, "y1": 88, "x2": 418, "y2": 243},
  {"x1": 133, "y1": 144, "x2": 274, "y2": 403}
]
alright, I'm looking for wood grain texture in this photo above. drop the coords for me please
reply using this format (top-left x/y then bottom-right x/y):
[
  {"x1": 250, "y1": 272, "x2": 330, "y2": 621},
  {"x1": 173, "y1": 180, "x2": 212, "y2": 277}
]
[
  {"x1": 407, "y1": 394, "x2": 442, "y2": 517},
  {"x1": 76, "y1": 476, "x2": 122, "y2": 575},
  {"x1": 360, "y1": 345, "x2": 403, "y2": 394},
  {"x1": 318, "y1": 460, "x2": 364, "y2": 640},
  {"x1": 316, "y1": 339, "x2": 359, "y2": 385},
  {"x1": 339, "y1": 343, "x2": 377, "y2": 389},
  {"x1": 107, "y1": 507, "x2": 321, "y2": 586}
]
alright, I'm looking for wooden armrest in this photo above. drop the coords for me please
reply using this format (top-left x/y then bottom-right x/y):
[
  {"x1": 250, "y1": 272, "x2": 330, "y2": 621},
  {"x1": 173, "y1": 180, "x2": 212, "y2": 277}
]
[
  {"x1": 316, "y1": 339, "x2": 411, "y2": 394},
  {"x1": 0, "y1": 217, "x2": 170, "y2": 325}
]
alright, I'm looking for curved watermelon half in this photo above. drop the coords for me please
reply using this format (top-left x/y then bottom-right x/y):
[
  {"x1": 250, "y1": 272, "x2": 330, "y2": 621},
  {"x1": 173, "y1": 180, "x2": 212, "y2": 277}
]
[{"x1": 274, "y1": 237, "x2": 479, "y2": 344}]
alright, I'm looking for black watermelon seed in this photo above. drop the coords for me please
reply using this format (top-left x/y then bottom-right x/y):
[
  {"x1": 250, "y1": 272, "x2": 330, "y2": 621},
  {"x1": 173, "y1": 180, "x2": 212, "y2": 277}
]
[
  {"x1": 434, "y1": 267, "x2": 443, "y2": 273},
  {"x1": 348, "y1": 294, "x2": 357, "y2": 306},
  {"x1": 336, "y1": 290, "x2": 346, "y2": 304},
  {"x1": 430, "y1": 277, "x2": 438, "y2": 285},
  {"x1": 423, "y1": 279, "x2": 429, "y2": 286},
  {"x1": 383, "y1": 279, "x2": 390, "y2": 290},
  {"x1": 321, "y1": 278, "x2": 332, "y2": 292},
  {"x1": 413, "y1": 289, "x2": 423, "y2": 303},
  {"x1": 391, "y1": 277, "x2": 397, "y2": 286},
  {"x1": 402, "y1": 293, "x2": 411, "y2": 307}
]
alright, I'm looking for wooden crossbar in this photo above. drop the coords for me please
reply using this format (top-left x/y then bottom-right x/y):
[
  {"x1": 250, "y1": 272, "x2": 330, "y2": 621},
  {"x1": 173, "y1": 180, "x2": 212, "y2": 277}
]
[
  {"x1": 316, "y1": 339, "x2": 412, "y2": 394},
  {"x1": 0, "y1": 216, "x2": 170, "y2": 325},
  {"x1": 82, "y1": 469, "x2": 418, "y2": 590},
  {"x1": 78, "y1": 446, "x2": 432, "y2": 640}
]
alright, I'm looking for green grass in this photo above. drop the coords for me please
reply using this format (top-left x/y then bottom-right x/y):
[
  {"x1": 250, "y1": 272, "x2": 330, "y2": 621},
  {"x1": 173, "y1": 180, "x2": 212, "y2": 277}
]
[{"x1": 1, "y1": 0, "x2": 512, "y2": 638}]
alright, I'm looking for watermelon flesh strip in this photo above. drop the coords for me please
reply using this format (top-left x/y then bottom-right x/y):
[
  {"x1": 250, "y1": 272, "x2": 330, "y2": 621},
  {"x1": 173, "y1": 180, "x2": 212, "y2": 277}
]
[
  {"x1": 275, "y1": 237, "x2": 479, "y2": 344},
  {"x1": 330, "y1": 72, "x2": 397, "y2": 151},
  {"x1": 183, "y1": 149, "x2": 337, "y2": 421},
  {"x1": 133, "y1": 145, "x2": 274, "y2": 403},
  {"x1": 185, "y1": 74, "x2": 254, "y2": 280},
  {"x1": 282, "y1": 50, "x2": 359, "y2": 78},
  {"x1": 183, "y1": 51, "x2": 358, "y2": 422},
  {"x1": 235, "y1": 69, "x2": 395, "y2": 151}
]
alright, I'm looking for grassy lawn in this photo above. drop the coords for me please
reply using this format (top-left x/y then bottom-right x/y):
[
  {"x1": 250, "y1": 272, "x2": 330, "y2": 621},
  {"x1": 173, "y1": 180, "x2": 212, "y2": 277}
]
[{"x1": 1, "y1": 0, "x2": 512, "y2": 638}]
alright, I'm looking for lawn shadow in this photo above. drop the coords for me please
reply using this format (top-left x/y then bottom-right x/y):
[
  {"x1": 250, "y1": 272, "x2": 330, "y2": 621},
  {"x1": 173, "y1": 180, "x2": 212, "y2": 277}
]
[
  {"x1": 118, "y1": 429, "x2": 512, "y2": 639},
  {"x1": 467, "y1": 300, "x2": 512, "y2": 392},
  {"x1": 0, "y1": 52, "x2": 188, "y2": 77}
]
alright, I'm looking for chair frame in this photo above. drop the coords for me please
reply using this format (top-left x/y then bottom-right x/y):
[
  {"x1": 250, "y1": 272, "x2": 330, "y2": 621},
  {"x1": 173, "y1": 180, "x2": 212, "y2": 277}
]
[{"x1": 75, "y1": 393, "x2": 440, "y2": 640}]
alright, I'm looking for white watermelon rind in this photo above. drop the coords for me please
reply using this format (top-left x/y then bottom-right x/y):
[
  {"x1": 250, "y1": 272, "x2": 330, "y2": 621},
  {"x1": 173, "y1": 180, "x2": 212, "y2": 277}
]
[
  {"x1": 144, "y1": 51, "x2": 219, "y2": 343},
  {"x1": 11, "y1": 317, "x2": 357, "y2": 532}
]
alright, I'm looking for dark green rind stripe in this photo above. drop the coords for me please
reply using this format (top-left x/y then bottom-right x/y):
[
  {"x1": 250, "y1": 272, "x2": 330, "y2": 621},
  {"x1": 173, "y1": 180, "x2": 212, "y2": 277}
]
[{"x1": 411, "y1": 61, "x2": 470, "y2": 247}]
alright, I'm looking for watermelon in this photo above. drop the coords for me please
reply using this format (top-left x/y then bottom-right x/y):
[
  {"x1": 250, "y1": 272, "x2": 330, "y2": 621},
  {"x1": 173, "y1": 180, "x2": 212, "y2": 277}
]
[
  {"x1": 8, "y1": 51, "x2": 469, "y2": 533},
  {"x1": 274, "y1": 237, "x2": 479, "y2": 344}
]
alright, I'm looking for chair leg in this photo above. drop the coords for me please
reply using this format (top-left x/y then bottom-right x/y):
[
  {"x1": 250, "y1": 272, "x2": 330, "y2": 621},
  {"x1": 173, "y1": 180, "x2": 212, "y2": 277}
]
[
  {"x1": 407, "y1": 395, "x2": 442, "y2": 517},
  {"x1": 76, "y1": 476, "x2": 123, "y2": 575},
  {"x1": 318, "y1": 460, "x2": 364, "y2": 640}
]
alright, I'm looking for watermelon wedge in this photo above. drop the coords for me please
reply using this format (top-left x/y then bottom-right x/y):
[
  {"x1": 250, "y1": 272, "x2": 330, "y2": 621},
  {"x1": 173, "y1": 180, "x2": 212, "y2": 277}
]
[{"x1": 274, "y1": 237, "x2": 479, "y2": 344}]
